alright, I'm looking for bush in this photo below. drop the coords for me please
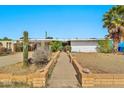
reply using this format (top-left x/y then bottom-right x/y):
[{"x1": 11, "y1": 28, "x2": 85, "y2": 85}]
[
  {"x1": 64, "y1": 45, "x2": 71, "y2": 52},
  {"x1": 0, "y1": 47, "x2": 12, "y2": 56},
  {"x1": 14, "y1": 42, "x2": 23, "y2": 52},
  {"x1": 32, "y1": 46, "x2": 49, "y2": 67},
  {"x1": 14, "y1": 42, "x2": 33, "y2": 52},
  {"x1": 97, "y1": 39, "x2": 113, "y2": 53},
  {"x1": 51, "y1": 41, "x2": 63, "y2": 52}
]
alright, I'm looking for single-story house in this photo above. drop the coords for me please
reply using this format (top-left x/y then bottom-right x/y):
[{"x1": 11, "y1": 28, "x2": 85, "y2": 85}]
[
  {"x1": 0, "y1": 38, "x2": 113, "y2": 53},
  {"x1": 31, "y1": 38, "x2": 110, "y2": 52},
  {"x1": 69, "y1": 39, "x2": 106, "y2": 52}
]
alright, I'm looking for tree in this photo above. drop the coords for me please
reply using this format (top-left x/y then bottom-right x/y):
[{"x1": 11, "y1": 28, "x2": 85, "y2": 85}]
[
  {"x1": 103, "y1": 5, "x2": 124, "y2": 52},
  {"x1": 97, "y1": 39, "x2": 113, "y2": 53},
  {"x1": 51, "y1": 41, "x2": 63, "y2": 52},
  {"x1": 23, "y1": 31, "x2": 29, "y2": 67},
  {"x1": 2, "y1": 37, "x2": 12, "y2": 41}
]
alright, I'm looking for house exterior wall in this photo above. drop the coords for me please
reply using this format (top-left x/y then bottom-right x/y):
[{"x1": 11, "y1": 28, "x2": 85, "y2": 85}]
[{"x1": 70, "y1": 40, "x2": 98, "y2": 52}]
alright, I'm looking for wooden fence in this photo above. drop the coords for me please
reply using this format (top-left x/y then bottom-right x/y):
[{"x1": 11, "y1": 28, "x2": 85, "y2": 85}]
[
  {"x1": 0, "y1": 51, "x2": 60, "y2": 88},
  {"x1": 68, "y1": 52, "x2": 124, "y2": 88}
]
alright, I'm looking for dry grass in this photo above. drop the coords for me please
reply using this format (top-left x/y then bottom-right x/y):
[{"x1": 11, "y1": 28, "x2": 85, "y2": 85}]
[
  {"x1": 73, "y1": 52, "x2": 124, "y2": 74},
  {"x1": 0, "y1": 52, "x2": 56, "y2": 75},
  {"x1": 0, "y1": 62, "x2": 45, "y2": 75},
  {"x1": 0, "y1": 82, "x2": 32, "y2": 88}
]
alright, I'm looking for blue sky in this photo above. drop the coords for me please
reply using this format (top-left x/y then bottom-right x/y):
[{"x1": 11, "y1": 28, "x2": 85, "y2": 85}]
[{"x1": 0, "y1": 5, "x2": 113, "y2": 39}]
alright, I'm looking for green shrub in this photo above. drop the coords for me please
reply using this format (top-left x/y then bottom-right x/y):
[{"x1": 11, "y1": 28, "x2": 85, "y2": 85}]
[
  {"x1": 64, "y1": 45, "x2": 71, "y2": 52},
  {"x1": 51, "y1": 41, "x2": 63, "y2": 52},
  {"x1": 97, "y1": 39, "x2": 113, "y2": 53}
]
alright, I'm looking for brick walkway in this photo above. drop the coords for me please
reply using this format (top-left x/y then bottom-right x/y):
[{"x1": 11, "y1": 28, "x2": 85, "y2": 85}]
[{"x1": 47, "y1": 52, "x2": 80, "y2": 88}]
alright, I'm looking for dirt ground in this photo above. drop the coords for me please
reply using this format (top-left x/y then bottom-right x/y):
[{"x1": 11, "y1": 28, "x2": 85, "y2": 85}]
[
  {"x1": 0, "y1": 62, "x2": 43, "y2": 75},
  {"x1": 0, "y1": 52, "x2": 33, "y2": 67},
  {"x1": 0, "y1": 52, "x2": 55, "y2": 75},
  {"x1": 73, "y1": 52, "x2": 124, "y2": 74}
]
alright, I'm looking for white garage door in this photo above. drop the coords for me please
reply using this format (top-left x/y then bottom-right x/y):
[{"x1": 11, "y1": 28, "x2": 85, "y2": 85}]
[
  {"x1": 71, "y1": 46, "x2": 97, "y2": 52},
  {"x1": 71, "y1": 41, "x2": 97, "y2": 52}
]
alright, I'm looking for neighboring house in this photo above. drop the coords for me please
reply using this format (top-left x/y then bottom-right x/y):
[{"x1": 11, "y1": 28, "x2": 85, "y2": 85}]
[
  {"x1": 0, "y1": 40, "x2": 15, "y2": 52},
  {"x1": 70, "y1": 39, "x2": 104, "y2": 52}
]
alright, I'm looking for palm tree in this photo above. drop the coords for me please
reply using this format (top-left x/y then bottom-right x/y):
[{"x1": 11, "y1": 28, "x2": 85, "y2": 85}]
[{"x1": 103, "y1": 5, "x2": 124, "y2": 52}]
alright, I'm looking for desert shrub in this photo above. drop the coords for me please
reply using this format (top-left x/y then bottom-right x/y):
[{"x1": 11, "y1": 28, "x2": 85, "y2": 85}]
[
  {"x1": 32, "y1": 45, "x2": 49, "y2": 67},
  {"x1": 97, "y1": 39, "x2": 113, "y2": 53},
  {"x1": 15, "y1": 43, "x2": 33, "y2": 52},
  {"x1": 0, "y1": 47, "x2": 6, "y2": 55},
  {"x1": 14, "y1": 42, "x2": 23, "y2": 52},
  {"x1": 64, "y1": 45, "x2": 71, "y2": 52},
  {"x1": 51, "y1": 41, "x2": 63, "y2": 52},
  {"x1": 0, "y1": 47, "x2": 12, "y2": 56}
]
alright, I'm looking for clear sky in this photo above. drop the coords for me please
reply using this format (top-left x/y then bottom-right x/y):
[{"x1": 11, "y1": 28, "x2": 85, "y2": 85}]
[{"x1": 0, "y1": 5, "x2": 113, "y2": 39}]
